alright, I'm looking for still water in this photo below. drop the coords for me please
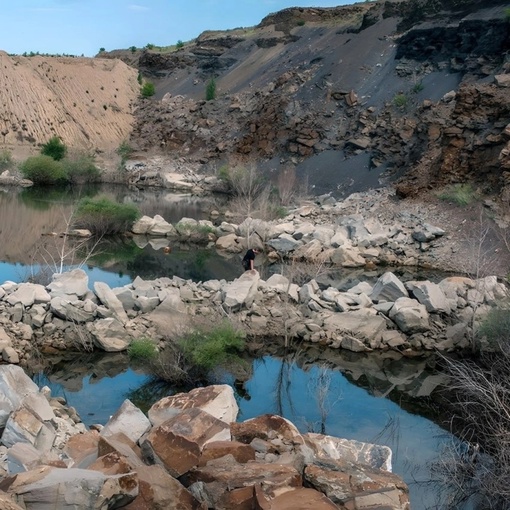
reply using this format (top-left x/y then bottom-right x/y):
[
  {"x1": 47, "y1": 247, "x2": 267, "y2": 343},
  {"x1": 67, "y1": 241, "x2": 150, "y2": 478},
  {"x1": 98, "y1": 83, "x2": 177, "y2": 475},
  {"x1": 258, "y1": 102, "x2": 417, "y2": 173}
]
[
  {"x1": 33, "y1": 349, "x2": 454, "y2": 510},
  {"x1": 3, "y1": 184, "x2": 461, "y2": 508}
]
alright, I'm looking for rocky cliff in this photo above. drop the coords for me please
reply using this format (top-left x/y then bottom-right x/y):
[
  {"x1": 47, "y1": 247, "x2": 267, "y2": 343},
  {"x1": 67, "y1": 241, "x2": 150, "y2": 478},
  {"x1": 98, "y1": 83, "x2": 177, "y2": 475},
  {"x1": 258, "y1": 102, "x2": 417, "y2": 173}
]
[{"x1": 1, "y1": 0, "x2": 509, "y2": 199}]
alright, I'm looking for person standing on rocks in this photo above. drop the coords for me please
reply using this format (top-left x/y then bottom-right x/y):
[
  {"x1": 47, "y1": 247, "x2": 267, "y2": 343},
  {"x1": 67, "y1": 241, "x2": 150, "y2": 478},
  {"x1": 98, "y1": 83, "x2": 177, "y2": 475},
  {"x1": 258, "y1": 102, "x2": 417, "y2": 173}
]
[{"x1": 242, "y1": 248, "x2": 259, "y2": 271}]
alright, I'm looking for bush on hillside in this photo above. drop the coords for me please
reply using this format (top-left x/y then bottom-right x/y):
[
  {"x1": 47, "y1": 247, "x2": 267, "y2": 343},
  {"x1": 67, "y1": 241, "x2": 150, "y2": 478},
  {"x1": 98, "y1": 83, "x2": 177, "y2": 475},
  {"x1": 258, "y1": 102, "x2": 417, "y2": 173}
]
[
  {"x1": 141, "y1": 82, "x2": 155, "y2": 98},
  {"x1": 40, "y1": 136, "x2": 67, "y2": 161},
  {"x1": 19, "y1": 155, "x2": 67, "y2": 185},
  {"x1": 128, "y1": 338, "x2": 158, "y2": 362},
  {"x1": 205, "y1": 77, "x2": 216, "y2": 101},
  {"x1": 62, "y1": 153, "x2": 101, "y2": 183},
  {"x1": 74, "y1": 196, "x2": 140, "y2": 235}
]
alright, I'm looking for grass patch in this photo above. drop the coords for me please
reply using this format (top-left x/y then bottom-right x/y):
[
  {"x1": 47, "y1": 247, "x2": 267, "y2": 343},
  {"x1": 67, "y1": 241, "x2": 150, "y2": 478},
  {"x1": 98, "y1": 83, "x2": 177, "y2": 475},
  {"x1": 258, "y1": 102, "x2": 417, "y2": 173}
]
[
  {"x1": 179, "y1": 321, "x2": 245, "y2": 371},
  {"x1": 393, "y1": 93, "x2": 408, "y2": 108},
  {"x1": 478, "y1": 306, "x2": 510, "y2": 349},
  {"x1": 206, "y1": 77, "x2": 217, "y2": 101},
  {"x1": 0, "y1": 149, "x2": 13, "y2": 171},
  {"x1": 438, "y1": 183, "x2": 477, "y2": 206},
  {"x1": 62, "y1": 152, "x2": 101, "y2": 183},
  {"x1": 128, "y1": 338, "x2": 158, "y2": 361},
  {"x1": 74, "y1": 196, "x2": 140, "y2": 235}
]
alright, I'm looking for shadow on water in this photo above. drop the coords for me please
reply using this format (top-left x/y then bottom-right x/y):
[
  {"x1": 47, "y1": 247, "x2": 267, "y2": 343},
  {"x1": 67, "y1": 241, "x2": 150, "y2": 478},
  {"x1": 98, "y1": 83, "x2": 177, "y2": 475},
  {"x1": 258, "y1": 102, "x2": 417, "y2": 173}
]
[{"x1": 31, "y1": 343, "x2": 461, "y2": 510}]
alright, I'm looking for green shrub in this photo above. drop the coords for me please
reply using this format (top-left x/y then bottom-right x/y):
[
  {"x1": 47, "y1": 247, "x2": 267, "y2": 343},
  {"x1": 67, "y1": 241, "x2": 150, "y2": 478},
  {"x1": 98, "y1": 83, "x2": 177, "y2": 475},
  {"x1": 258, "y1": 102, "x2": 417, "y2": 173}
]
[
  {"x1": 412, "y1": 81, "x2": 424, "y2": 93},
  {"x1": 99, "y1": 47, "x2": 105, "y2": 53},
  {"x1": 117, "y1": 141, "x2": 134, "y2": 166},
  {"x1": 438, "y1": 183, "x2": 477, "y2": 206},
  {"x1": 0, "y1": 149, "x2": 13, "y2": 171},
  {"x1": 296, "y1": 19, "x2": 306, "y2": 26},
  {"x1": 74, "y1": 196, "x2": 140, "y2": 235},
  {"x1": 141, "y1": 81, "x2": 155, "y2": 98},
  {"x1": 179, "y1": 321, "x2": 245, "y2": 371},
  {"x1": 40, "y1": 136, "x2": 67, "y2": 161},
  {"x1": 145, "y1": 43, "x2": 155, "y2": 50},
  {"x1": 129, "y1": 45, "x2": 137, "y2": 53},
  {"x1": 205, "y1": 77, "x2": 216, "y2": 101},
  {"x1": 128, "y1": 338, "x2": 158, "y2": 361},
  {"x1": 176, "y1": 40, "x2": 184, "y2": 49},
  {"x1": 393, "y1": 93, "x2": 408, "y2": 108},
  {"x1": 478, "y1": 307, "x2": 510, "y2": 348},
  {"x1": 62, "y1": 153, "x2": 101, "y2": 183},
  {"x1": 137, "y1": 72, "x2": 143, "y2": 85},
  {"x1": 20, "y1": 155, "x2": 66, "y2": 185}
]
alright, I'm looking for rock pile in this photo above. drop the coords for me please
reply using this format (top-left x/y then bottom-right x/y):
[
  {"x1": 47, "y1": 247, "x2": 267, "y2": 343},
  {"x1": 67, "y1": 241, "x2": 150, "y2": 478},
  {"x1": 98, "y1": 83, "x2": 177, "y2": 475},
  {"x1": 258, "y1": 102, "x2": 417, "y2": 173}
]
[{"x1": 0, "y1": 366, "x2": 410, "y2": 509}]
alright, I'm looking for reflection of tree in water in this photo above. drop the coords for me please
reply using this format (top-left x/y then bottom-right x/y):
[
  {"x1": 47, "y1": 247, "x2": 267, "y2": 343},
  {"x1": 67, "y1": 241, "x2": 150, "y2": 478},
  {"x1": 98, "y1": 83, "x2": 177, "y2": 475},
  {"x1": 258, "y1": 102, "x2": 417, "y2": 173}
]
[{"x1": 20, "y1": 183, "x2": 101, "y2": 211}]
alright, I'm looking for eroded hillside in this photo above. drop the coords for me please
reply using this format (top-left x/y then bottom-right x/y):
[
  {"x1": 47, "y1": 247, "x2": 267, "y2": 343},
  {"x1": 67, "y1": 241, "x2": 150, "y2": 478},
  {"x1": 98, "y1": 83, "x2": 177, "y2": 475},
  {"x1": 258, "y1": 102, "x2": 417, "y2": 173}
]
[{"x1": 0, "y1": 52, "x2": 139, "y2": 157}]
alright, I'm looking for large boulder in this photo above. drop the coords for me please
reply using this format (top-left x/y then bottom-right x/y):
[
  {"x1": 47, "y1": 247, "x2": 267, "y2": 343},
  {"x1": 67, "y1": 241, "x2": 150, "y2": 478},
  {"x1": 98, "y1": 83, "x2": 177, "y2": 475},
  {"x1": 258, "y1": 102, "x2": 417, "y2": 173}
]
[
  {"x1": 322, "y1": 310, "x2": 387, "y2": 344},
  {"x1": 4, "y1": 466, "x2": 138, "y2": 509},
  {"x1": 100, "y1": 400, "x2": 151, "y2": 444},
  {"x1": 148, "y1": 385, "x2": 238, "y2": 427},
  {"x1": 94, "y1": 282, "x2": 129, "y2": 325},
  {"x1": 0, "y1": 366, "x2": 39, "y2": 428},
  {"x1": 47, "y1": 269, "x2": 89, "y2": 299},
  {"x1": 305, "y1": 460, "x2": 410, "y2": 509},
  {"x1": 87, "y1": 318, "x2": 132, "y2": 352},
  {"x1": 371, "y1": 272, "x2": 408, "y2": 302},
  {"x1": 222, "y1": 271, "x2": 260, "y2": 311},
  {"x1": 389, "y1": 297, "x2": 430, "y2": 334},
  {"x1": 140, "y1": 408, "x2": 230, "y2": 478},
  {"x1": 406, "y1": 280, "x2": 451, "y2": 314},
  {"x1": 5, "y1": 283, "x2": 50, "y2": 307}
]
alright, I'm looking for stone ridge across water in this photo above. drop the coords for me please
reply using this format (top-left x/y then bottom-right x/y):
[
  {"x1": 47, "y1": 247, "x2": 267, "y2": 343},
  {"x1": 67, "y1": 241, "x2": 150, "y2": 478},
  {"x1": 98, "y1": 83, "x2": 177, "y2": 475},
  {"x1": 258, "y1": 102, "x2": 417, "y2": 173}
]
[{"x1": 0, "y1": 365, "x2": 410, "y2": 509}]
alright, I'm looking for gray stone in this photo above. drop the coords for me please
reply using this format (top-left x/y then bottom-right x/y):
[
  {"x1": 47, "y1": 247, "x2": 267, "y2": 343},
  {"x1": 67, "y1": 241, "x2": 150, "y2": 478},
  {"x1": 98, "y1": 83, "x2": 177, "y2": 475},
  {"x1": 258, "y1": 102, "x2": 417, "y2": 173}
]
[
  {"x1": 406, "y1": 280, "x2": 450, "y2": 313},
  {"x1": 222, "y1": 271, "x2": 260, "y2": 311},
  {"x1": 101, "y1": 399, "x2": 151, "y2": 443},
  {"x1": 87, "y1": 318, "x2": 132, "y2": 352},
  {"x1": 389, "y1": 297, "x2": 430, "y2": 334},
  {"x1": 371, "y1": 272, "x2": 408, "y2": 302},
  {"x1": 47, "y1": 269, "x2": 89, "y2": 298},
  {"x1": 132, "y1": 215, "x2": 155, "y2": 234},
  {"x1": 94, "y1": 282, "x2": 129, "y2": 325},
  {"x1": 267, "y1": 234, "x2": 302, "y2": 253},
  {"x1": 322, "y1": 310, "x2": 386, "y2": 343}
]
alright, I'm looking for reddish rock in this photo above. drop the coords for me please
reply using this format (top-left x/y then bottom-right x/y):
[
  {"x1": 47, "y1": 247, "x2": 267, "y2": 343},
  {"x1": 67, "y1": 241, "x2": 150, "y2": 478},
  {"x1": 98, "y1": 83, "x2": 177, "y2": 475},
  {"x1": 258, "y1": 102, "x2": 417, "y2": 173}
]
[
  {"x1": 255, "y1": 486, "x2": 337, "y2": 509},
  {"x1": 124, "y1": 464, "x2": 205, "y2": 510},
  {"x1": 88, "y1": 451, "x2": 133, "y2": 475},
  {"x1": 140, "y1": 408, "x2": 230, "y2": 478},
  {"x1": 187, "y1": 457, "x2": 302, "y2": 508},
  {"x1": 230, "y1": 414, "x2": 304, "y2": 446},
  {"x1": 199, "y1": 440, "x2": 256, "y2": 466},
  {"x1": 64, "y1": 430, "x2": 100, "y2": 468},
  {"x1": 305, "y1": 460, "x2": 410, "y2": 510}
]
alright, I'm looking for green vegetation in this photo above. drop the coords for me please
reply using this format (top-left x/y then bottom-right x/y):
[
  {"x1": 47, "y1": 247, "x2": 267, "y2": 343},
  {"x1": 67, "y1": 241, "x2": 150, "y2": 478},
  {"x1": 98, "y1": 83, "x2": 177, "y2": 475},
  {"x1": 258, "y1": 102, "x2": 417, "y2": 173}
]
[
  {"x1": 438, "y1": 183, "x2": 477, "y2": 206},
  {"x1": 62, "y1": 152, "x2": 101, "y2": 184},
  {"x1": 19, "y1": 155, "x2": 67, "y2": 185},
  {"x1": 128, "y1": 338, "x2": 158, "y2": 361},
  {"x1": 117, "y1": 141, "x2": 134, "y2": 166},
  {"x1": 99, "y1": 47, "x2": 105, "y2": 53},
  {"x1": 145, "y1": 43, "x2": 155, "y2": 50},
  {"x1": 176, "y1": 40, "x2": 184, "y2": 49},
  {"x1": 74, "y1": 196, "x2": 140, "y2": 235},
  {"x1": 179, "y1": 321, "x2": 245, "y2": 371},
  {"x1": 393, "y1": 93, "x2": 408, "y2": 108},
  {"x1": 129, "y1": 45, "x2": 137, "y2": 53},
  {"x1": 296, "y1": 19, "x2": 306, "y2": 26},
  {"x1": 141, "y1": 81, "x2": 156, "y2": 98},
  {"x1": 0, "y1": 149, "x2": 13, "y2": 171},
  {"x1": 205, "y1": 77, "x2": 217, "y2": 101},
  {"x1": 137, "y1": 72, "x2": 143, "y2": 85},
  {"x1": 412, "y1": 81, "x2": 424, "y2": 93},
  {"x1": 505, "y1": 7, "x2": 510, "y2": 20},
  {"x1": 478, "y1": 307, "x2": 510, "y2": 349},
  {"x1": 41, "y1": 136, "x2": 67, "y2": 161}
]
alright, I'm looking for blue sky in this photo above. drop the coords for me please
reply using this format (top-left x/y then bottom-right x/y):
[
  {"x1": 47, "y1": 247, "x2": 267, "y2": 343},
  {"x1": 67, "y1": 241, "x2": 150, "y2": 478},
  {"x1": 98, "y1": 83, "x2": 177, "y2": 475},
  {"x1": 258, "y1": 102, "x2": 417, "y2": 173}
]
[{"x1": 1, "y1": 0, "x2": 350, "y2": 57}]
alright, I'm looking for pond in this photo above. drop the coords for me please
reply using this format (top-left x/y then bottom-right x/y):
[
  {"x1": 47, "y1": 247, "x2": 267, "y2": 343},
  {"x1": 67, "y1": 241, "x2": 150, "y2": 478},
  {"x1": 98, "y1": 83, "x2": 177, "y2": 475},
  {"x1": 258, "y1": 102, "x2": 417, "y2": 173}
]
[
  {"x1": 0, "y1": 183, "x2": 242, "y2": 286},
  {"x1": 32, "y1": 347, "x2": 456, "y2": 510},
  {"x1": 2, "y1": 183, "x2": 467, "y2": 508}
]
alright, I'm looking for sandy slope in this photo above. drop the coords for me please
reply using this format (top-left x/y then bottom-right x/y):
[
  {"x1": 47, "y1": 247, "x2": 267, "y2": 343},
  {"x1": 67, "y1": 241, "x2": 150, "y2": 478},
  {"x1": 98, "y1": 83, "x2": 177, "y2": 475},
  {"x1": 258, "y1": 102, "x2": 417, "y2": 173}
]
[{"x1": 0, "y1": 52, "x2": 139, "y2": 154}]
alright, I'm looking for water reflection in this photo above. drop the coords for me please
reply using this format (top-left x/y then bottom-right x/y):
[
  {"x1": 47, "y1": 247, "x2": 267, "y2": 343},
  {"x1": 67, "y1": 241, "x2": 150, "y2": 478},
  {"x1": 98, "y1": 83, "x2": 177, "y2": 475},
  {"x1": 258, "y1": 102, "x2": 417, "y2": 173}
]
[{"x1": 32, "y1": 347, "x2": 456, "y2": 510}]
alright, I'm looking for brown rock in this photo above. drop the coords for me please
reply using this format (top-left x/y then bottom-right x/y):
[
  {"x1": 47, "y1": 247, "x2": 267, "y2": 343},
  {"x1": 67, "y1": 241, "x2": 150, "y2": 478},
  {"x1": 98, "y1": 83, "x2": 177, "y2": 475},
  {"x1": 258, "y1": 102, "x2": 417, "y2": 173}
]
[
  {"x1": 199, "y1": 440, "x2": 256, "y2": 466},
  {"x1": 88, "y1": 451, "x2": 133, "y2": 475},
  {"x1": 305, "y1": 460, "x2": 410, "y2": 509},
  {"x1": 255, "y1": 486, "x2": 337, "y2": 509},
  {"x1": 124, "y1": 464, "x2": 205, "y2": 510},
  {"x1": 64, "y1": 430, "x2": 100, "y2": 467},
  {"x1": 141, "y1": 408, "x2": 230, "y2": 477},
  {"x1": 231, "y1": 414, "x2": 304, "y2": 446},
  {"x1": 187, "y1": 457, "x2": 302, "y2": 507}
]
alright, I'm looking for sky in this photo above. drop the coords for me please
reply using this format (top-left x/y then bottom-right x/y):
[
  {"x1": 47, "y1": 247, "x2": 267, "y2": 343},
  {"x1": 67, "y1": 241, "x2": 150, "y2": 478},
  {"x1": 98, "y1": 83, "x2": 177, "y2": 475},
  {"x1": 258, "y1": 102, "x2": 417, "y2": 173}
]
[{"x1": 1, "y1": 0, "x2": 351, "y2": 57}]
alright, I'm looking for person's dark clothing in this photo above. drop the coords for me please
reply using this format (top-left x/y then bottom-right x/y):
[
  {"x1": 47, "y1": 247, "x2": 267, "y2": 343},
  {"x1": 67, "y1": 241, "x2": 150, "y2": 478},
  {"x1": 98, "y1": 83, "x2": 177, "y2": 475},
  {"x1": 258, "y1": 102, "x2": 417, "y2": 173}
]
[{"x1": 242, "y1": 249, "x2": 256, "y2": 271}]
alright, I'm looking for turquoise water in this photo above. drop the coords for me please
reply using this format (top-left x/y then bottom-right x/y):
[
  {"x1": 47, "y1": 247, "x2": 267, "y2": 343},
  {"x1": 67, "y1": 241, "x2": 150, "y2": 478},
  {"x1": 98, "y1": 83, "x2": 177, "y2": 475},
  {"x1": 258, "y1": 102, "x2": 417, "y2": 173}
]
[{"x1": 35, "y1": 354, "x2": 454, "y2": 510}]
